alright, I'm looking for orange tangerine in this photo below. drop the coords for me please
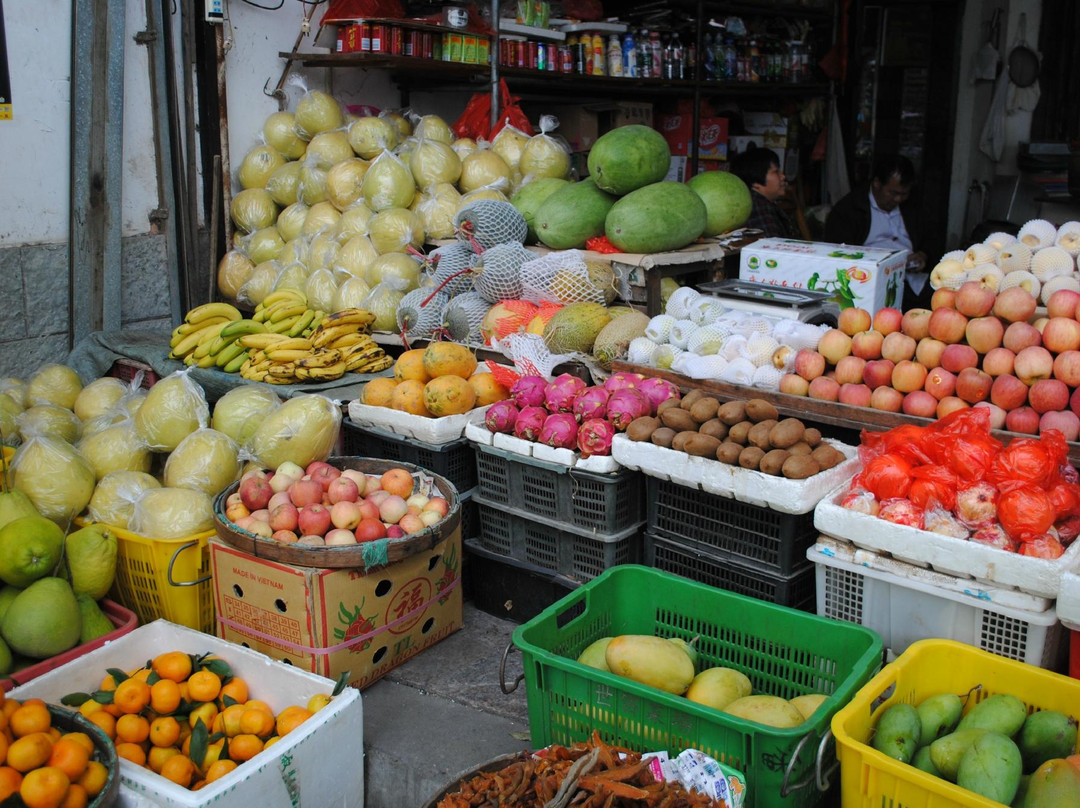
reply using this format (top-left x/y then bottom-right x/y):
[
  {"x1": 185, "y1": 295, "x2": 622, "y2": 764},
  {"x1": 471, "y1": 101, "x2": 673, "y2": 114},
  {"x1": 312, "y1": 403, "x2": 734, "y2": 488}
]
[
  {"x1": 219, "y1": 704, "x2": 246, "y2": 738},
  {"x1": 130, "y1": 668, "x2": 152, "y2": 683},
  {"x1": 242, "y1": 700, "x2": 273, "y2": 716},
  {"x1": 152, "y1": 651, "x2": 193, "y2": 684},
  {"x1": 306, "y1": 694, "x2": 332, "y2": 713},
  {"x1": 76, "y1": 701, "x2": 102, "y2": 720},
  {"x1": 58, "y1": 782, "x2": 88, "y2": 808},
  {"x1": 147, "y1": 745, "x2": 180, "y2": 774},
  {"x1": 115, "y1": 714, "x2": 150, "y2": 745},
  {"x1": 263, "y1": 736, "x2": 281, "y2": 749},
  {"x1": 238, "y1": 708, "x2": 275, "y2": 739},
  {"x1": 2, "y1": 700, "x2": 20, "y2": 723},
  {"x1": 159, "y1": 754, "x2": 196, "y2": 788},
  {"x1": 84, "y1": 712, "x2": 114, "y2": 741},
  {"x1": 7, "y1": 732, "x2": 53, "y2": 773},
  {"x1": 114, "y1": 742, "x2": 146, "y2": 767},
  {"x1": 19, "y1": 765, "x2": 69, "y2": 808},
  {"x1": 112, "y1": 678, "x2": 151, "y2": 715},
  {"x1": 204, "y1": 758, "x2": 238, "y2": 783},
  {"x1": 187, "y1": 702, "x2": 218, "y2": 731},
  {"x1": 0, "y1": 766, "x2": 22, "y2": 800},
  {"x1": 186, "y1": 670, "x2": 221, "y2": 703},
  {"x1": 227, "y1": 734, "x2": 263, "y2": 762},
  {"x1": 60, "y1": 734, "x2": 93, "y2": 757},
  {"x1": 275, "y1": 705, "x2": 313, "y2": 737},
  {"x1": 218, "y1": 677, "x2": 249, "y2": 706},
  {"x1": 150, "y1": 679, "x2": 182, "y2": 715},
  {"x1": 9, "y1": 702, "x2": 51, "y2": 738},
  {"x1": 149, "y1": 716, "x2": 181, "y2": 749},
  {"x1": 47, "y1": 738, "x2": 90, "y2": 780},
  {"x1": 77, "y1": 761, "x2": 107, "y2": 797}
]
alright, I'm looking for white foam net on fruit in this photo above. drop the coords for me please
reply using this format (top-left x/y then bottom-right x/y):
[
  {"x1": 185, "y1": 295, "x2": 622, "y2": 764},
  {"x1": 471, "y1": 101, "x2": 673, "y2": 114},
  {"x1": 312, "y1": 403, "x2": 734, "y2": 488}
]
[
  {"x1": 520, "y1": 249, "x2": 603, "y2": 305},
  {"x1": 493, "y1": 331, "x2": 574, "y2": 378},
  {"x1": 453, "y1": 200, "x2": 528, "y2": 250},
  {"x1": 473, "y1": 242, "x2": 532, "y2": 302},
  {"x1": 396, "y1": 288, "x2": 447, "y2": 340},
  {"x1": 772, "y1": 319, "x2": 824, "y2": 352},
  {"x1": 425, "y1": 243, "x2": 477, "y2": 298}
]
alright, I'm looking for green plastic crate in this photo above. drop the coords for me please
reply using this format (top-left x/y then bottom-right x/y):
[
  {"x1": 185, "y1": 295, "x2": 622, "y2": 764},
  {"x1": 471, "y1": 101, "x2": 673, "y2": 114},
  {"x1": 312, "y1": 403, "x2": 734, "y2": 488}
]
[{"x1": 512, "y1": 565, "x2": 883, "y2": 808}]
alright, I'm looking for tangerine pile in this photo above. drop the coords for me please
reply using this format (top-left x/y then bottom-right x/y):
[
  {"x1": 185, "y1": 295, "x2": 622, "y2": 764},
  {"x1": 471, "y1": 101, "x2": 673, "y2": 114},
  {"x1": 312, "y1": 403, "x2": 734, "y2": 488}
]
[
  {"x1": 70, "y1": 650, "x2": 332, "y2": 792},
  {"x1": 0, "y1": 695, "x2": 110, "y2": 808}
]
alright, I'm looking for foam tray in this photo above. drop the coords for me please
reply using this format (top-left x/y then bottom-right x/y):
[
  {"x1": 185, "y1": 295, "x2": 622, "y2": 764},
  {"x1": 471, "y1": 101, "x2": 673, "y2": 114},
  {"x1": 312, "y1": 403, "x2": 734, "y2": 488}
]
[
  {"x1": 814, "y1": 483, "x2": 1080, "y2": 598},
  {"x1": 464, "y1": 420, "x2": 620, "y2": 474},
  {"x1": 347, "y1": 399, "x2": 489, "y2": 442},
  {"x1": 612, "y1": 435, "x2": 860, "y2": 515}
]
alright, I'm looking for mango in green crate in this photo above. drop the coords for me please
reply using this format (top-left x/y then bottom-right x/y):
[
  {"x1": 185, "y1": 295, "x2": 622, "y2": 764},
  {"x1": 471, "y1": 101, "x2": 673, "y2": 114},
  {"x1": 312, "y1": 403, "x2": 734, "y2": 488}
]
[
  {"x1": 604, "y1": 635, "x2": 695, "y2": 695},
  {"x1": 576, "y1": 637, "x2": 614, "y2": 671},
  {"x1": 955, "y1": 732, "x2": 1022, "y2": 805},
  {"x1": 722, "y1": 695, "x2": 805, "y2": 728},
  {"x1": 686, "y1": 667, "x2": 752, "y2": 712}
]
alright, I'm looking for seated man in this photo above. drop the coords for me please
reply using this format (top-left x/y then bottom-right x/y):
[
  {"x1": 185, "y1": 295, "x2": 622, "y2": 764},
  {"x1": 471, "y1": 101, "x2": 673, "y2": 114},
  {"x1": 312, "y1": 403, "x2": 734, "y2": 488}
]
[
  {"x1": 730, "y1": 147, "x2": 801, "y2": 239},
  {"x1": 824, "y1": 154, "x2": 927, "y2": 272}
]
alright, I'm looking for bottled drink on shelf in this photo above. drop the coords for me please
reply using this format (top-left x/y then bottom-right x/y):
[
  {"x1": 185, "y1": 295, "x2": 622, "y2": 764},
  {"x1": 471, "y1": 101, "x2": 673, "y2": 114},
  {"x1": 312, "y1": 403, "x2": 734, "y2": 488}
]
[
  {"x1": 622, "y1": 31, "x2": 637, "y2": 77},
  {"x1": 723, "y1": 38, "x2": 737, "y2": 80},
  {"x1": 662, "y1": 34, "x2": 674, "y2": 79},
  {"x1": 749, "y1": 39, "x2": 761, "y2": 82},
  {"x1": 592, "y1": 31, "x2": 605, "y2": 75},
  {"x1": 703, "y1": 32, "x2": 715, "y2": 80},
  {"x1": 650, "y1": 30, "x2": 662, "y2": 78},
  {"x1": 672, "y1": 32, "x2": 684, "y2": 79},
  {"x1": 638, "y1": 29, "x2": 652, "y2": 78},
  {"x1": 686, "y1": 38, "x2": 696, "y2": 79},
  {"x1": 608, "y1": 35, "x2": 623, "y2": 77}
]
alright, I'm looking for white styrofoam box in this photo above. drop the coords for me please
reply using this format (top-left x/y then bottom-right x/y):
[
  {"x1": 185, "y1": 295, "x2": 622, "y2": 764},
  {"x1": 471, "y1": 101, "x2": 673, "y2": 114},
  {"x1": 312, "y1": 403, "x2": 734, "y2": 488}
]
[
  {"x1": 464, "y1": 420, "x2": 493, "y2": 446},
  {"x1": 10, "y1": 620, "x2": 363, "y2": 808},
  {"x1": 1059, "y1": 571, "x2": 1080, "y2": 631},
  {"x1": 809, "y1": 542, "x2": 1065, "y2": 668},
  {"x1": 472, "y1": 423, "x2": 620, "y2": 472},
  {"x1": 814, "y1": 482, "x2": 1080, "y2": 598},
  {"x1": 611, "y1": 435, "x2": 859, "y2": 514},
  {"x1": 346, "y1": 400, "x2": 490, "y2": 442},
  {"x1": 492, "y1": 431, "x2": 535, "y2": 455}
]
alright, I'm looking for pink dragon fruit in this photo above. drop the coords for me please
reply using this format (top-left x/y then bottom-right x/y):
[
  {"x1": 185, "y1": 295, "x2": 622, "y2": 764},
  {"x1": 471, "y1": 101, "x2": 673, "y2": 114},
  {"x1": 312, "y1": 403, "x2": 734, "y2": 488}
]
[
  {"x1": 572, "y1": 386, "x2": 610, "y2": 422},
  {"x1": 577, "y1": 418, "x2": 615, "y2": 457},
  {"x1": 484, "y1": 399, "x2": 520, "y2": 434},
  {"x1": 544, "y1": 373, "x2": 587, "y2": 414},
  {"x1": 639, "y1": 377, "x2": 681, "y2": 415},
  {"x1": 510, "y1": 375, "x2": 547, "y2": 409},
  {"x1": 603, "y1": 371, "x2": 646, "y2": 394},
  {"x1": 539, "y1": 413, "x2": 579, "y2": 449},
  {"x1": 513, "y1": 406, "x2": 548, "y2": 441},
  {"x1": 606, "y1": 388, "x2": 651, "y2": 431}
]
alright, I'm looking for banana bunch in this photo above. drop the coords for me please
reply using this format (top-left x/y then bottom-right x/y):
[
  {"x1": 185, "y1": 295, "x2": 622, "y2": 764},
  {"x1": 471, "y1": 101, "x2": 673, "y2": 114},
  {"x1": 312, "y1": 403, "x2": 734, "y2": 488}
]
[
  {"x1": 169, "y1": 302, "x2": 243, "y2": 362},
  {"x1": 252, "y1": 289, "x2": 324, "y2": 337},
  {"x1": 238, "y1": 308, "x2": 392, "y2": 384}
]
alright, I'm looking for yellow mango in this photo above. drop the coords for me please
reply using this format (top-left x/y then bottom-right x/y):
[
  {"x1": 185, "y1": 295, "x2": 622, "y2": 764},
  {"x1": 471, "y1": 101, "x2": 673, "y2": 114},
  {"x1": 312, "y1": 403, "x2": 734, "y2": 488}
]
[
  {"x1": 686, "y1": 667, "x2": 752, "y2": 711},
  {"x1": 605, "y1": 635, "x2": 695, "y2": 695},
  {"x1": 722, "y1": 695, "x2": 805, "y2": 728},
  {"x1": 789, "y1": 694, "x2": 828, "y2": 721}
]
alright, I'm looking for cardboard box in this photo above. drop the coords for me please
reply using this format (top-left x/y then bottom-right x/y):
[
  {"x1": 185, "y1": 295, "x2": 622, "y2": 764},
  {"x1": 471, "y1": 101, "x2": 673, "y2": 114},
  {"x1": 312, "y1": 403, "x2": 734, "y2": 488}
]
[
  {"x1": 9, "y1": 620, "x2": 363, "y2": 808},
  {"x1": 664, "y1": 156, "x2": 729, "y2": 183},
  {"x1": 608, "y1": 101, "x2": 653, "y2": 129},
  {"x1": 543, "y1": 105, "x2": 599, "y2": 153},
  {"x1": 655, "y1": 114, "x2": 728, "y2": 159},
  {"x1": 742, "y1": 111, "x2": 788, "y2": 147},
  {"x1": 739, "y1": 238, "x2": 908, "y2": 314},
  {"x1": 212, "y1": 527, "x2": 464, "y2": 690}
]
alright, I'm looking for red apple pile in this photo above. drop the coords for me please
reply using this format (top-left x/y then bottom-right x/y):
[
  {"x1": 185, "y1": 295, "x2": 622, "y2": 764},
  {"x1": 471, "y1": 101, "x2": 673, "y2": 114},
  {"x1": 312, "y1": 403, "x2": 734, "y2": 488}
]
[
  {"x1": 224, "y1": 461, "x2": 450, "y2": 546},
  {"x1": 778, "y1": 285, "x2": 1080, "y2": 440}
]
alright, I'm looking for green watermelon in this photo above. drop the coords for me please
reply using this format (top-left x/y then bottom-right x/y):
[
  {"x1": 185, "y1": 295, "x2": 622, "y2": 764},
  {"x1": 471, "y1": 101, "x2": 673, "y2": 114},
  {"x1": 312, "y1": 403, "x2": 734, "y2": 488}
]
[
  {"x1": 511, "y1": 177, "x2": 570, "y2": 244},
  {"x1": 688, "y1": 171, "x2": 753, "y2": 235},
  {"x1": 534, "y1": 178, "x2": 617, "y2": 250},
  {"x1": 605, "y1": 181, "x2": 707, "y2": 254},
  {"x1": 587, "y1": 125, "x2": 671, "y2": 195}
]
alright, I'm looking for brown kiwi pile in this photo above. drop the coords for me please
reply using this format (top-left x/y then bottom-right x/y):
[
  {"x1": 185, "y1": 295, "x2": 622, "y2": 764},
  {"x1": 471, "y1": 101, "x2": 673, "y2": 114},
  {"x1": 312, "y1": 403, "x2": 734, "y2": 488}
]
[{"x1": 624, "y1": 390, "x2": 846, "y2": 479}]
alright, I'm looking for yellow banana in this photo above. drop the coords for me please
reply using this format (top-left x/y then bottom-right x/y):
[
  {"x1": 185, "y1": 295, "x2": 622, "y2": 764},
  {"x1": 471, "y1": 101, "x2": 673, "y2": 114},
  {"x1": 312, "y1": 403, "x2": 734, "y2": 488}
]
[
  {"x1": 265, "y1": 349, "x2": 316, "y2": 364},
  {"x1": 264, "y1": 337, "x2": 313, "y2": 352},
  {"x1": 267, "y1": 363, "x2": 299, "y2": 378},
  {"x1": 340, "y1": 342, "x2": 384, "y2": 360},
  {"x1": 219, "y1": 318, "x2": 268, "y2": 340},
  {"x1": 270, "y1": 303, "x2": 309, "y2": 324},
  {"x1": 346, "y1": 353, "x2": 393, "y2": 373},
  {"x1": 196, "y1": 352, "x2": 219, "y2": 368},
  {"x1": 215, "y1": 340, "x2": 248, "y2": 368},
  {"x1": 267, "y1": 316, "x2": 301, "y2": 334},
  {"x1": 304, "y1": 362, "x2": 347, "y2": 380},
  {"x1": 311, "y1": 324, "x2": 360, "y2": 349},
  {"x1": 296, "y1": 349, "x2": 342, "y2": 369},
  {"x1": 238, "y1": 333, "x2": 290, "y2": 351},
  {"x1": 186, "y1": 302, "x2": 242, "y2": 325},
  {"x1": 261, "y1": 374, "x2": 295, "y2": 385},
  {"x1": 287, "y1": 309, "x2": 317, "y2": 337},
  {"x1": 170, "y1": 321, "x2": 227, "y2": 358},
  {"x1": 262, "y1": 289, "x2": 307, "y2": 309},
  {"x1": 329, "y1": 332, "x2": 372, "y2": 350},
  {"x1": 223, "y1": 351, "x2": 250, "y2": 374},
  {"x1": 319, "y1": 308, "x2": 376, "y2": 328}
]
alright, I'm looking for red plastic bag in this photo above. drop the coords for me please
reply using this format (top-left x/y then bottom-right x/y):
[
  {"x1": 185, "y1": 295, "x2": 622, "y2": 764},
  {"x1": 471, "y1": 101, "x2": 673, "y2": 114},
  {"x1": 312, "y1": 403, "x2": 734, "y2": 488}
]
[
  {"x1": 856, "y1": 453, "x2": 913, "y2": 501},
  {"x1": 908, "y1": 465, "x2": 959, "y2": 511},
  {"x1": 922, "y1": 407, "x2": 1001, "y2": 483},
  {"x1": 1019, "y1": 534, "x2": 1065, "y2": 559},
  {"x1": 320, "y1": 0, "x2": 404, "y2": 23},
  {"x1": 1049, "y1": 481, "x2": 1080, "y2": 519},
  {"x1": 452, "y1": 79, "x2": 534, "y2": 142},
  {"x1": 858, "y1": 424, "x2": 931, "y2": 466},
  {"x1": 997, "y1": 485, "x2": 1056, "y2": 541},
  {"x1": 988, "y1": 431, "x2": 1069, "y2": 492},
  {"x1": 585, "y1": 236, "x2": 620, "y2": 254}
]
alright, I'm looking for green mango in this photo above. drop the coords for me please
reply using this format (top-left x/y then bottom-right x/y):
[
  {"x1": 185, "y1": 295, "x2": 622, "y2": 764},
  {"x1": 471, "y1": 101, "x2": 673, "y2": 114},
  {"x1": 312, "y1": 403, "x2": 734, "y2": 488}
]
[
  {"x1": 956, "y1": 732, "x2": 1022, "y2": 805},
  {"x1": 872, "y1": 703, "x2": 922, "y2": 764},
  {"x1": 957, "y1": 693, "x2": 1028, "y2": 737},
  {"x1": 576, "y1": 637, "x2": 613, "y2": 671},
  {"x1": 911, "y1": 746, "x2": 942, "y2": 777},
  {"x1": 930, "y1": 728, "x2": 989, "y2": 781},
  {"x1": 1017, "y1": 710, "x2": 1079, "y2": 774},
  {"x1": 916, "y1": 692, "x2": 963, "y2": 743}
]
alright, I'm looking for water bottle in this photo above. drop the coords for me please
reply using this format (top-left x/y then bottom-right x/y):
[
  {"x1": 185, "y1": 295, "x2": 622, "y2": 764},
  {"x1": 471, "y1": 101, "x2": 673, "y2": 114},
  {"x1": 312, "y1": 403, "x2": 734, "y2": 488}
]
[
  {"x1": 703, "y1": 32, "x2": 715, "y2": 80},
  {"x1": 671, "y1": 32, "x2": 684, "y2": 79},
  {"x1": 608, "y1": 35, "x2": 623, "y2": 77},
  {"x1": 723, "y1": 38, "x2": 737, "y2": 81},
  {"x1": 638, "y1": 29, "x2": 651, "y2": 78},
  {"x1": 622, "y1": 31, "x2": 637, "y2": 77}
]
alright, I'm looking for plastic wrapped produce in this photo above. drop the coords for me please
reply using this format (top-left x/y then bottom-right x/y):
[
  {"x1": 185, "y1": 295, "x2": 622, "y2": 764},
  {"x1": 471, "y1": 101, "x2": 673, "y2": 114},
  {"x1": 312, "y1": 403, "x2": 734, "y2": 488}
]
[
  {"x1": 294, "y1": 89, "x2": 344, "y2": 140},
  {"x1": 133, "y1": 370, "x2": 210, "y2": 452},
  {"x1": 78, "y1": 420, "x2": 152, "y2": 479},
  {"x1": 244, "y1": 394, "x2": 340, "y2": 470},
  {"x1": 262, "y1": 111, "x2": 307, "y2": 160},
  {"x1": 230, "y1": 188, "x2": 278, "y2": 234},
  {"x1": 26, "y1": 364, "x2": 83, "y2": 410},
  {"x1": 217, "y1": 250, "x2": 257, "y2": 301},
  {"x1": 304, "y1": 130, "x2": 353, "y2": 170},
  {"x1": 238, "y1": 145, "x2": 285, "y2": 189},
  {"x1": 360, "y1": 283, "x2": 406, "y2": 332},
  {"x1": 459, "y1": 150, "x2": 512, "y2": 194},
  {"x1": 412, "y1": 182, "x2": 461, "y2": 240},
  {"x1": 11, "y1": 436, "x2": 96, "y2": 523},
  {"x1": 87, "y1": 470, "x2": 161, "y2": 530},
  {"x1": 368, "y1": 207, "x2": 424, "y2": 254},
  {"x1": 129, "y1": 487, "x2": 214, "y2": 539},
  {"x1": 361, "y1": 151, "x2": 416, "y2": 211},
  {"x1": 211, "y1": 386, "x2": 281, "y2": 445},
  {"x1": 325, "y1": 158, "x2": 369, "y2": 211},
  {"x1": 347, "y1": 115, "x2": 399, "y2": 159},
  {"x1": 17, "y1": 404, "x2": 82, "y2": 444},
  {"x1": 163, "y1": 428, "x2": 240, "y2": 497},
  {"x1": 518, "y1": 116, "x2": 571, "y2": 180}
]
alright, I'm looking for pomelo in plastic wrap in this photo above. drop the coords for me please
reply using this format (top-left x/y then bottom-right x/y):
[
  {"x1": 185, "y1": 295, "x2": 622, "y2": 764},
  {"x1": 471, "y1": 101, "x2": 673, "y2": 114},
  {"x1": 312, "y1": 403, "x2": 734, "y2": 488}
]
[
  {"x1": 277, "y1": 237, "x2": 309, "y2": 268},
  {"x1": 27, "y1": 364, "x2": 83, "y2": 410},
  {"x1": 11, "y1": 436, "x2": 96, "y2": 524},
  {"x1": 451, "y1": 137, "x2": 479, "y2": 159},
  {"x1": 336, "y1": 203, "x2": 374, "y2": 242},
  {"x1": 459, "y1": 151, "x2": 511, "y2": 194},
  {"x1": 276, "y1": 202, "x2": 309, "y2": 242},
  {"x1": 380, "y1": 110, "x2": 412, "y2": 139},
  {"x1": 491, "y1": 124, "x2": 531, "y2": 169},
  {"x1": 129, "y1": 487, "x2": 214, "y2": 539},
  {"x1": 410, "y1": 138, "x2": 462, "y2": 188},
  {"x1": 361, "y1": 151, "x2": 416, "y2": 212},
  {"x1": 334, "y1": 235, "x2": 378, "y2": 281},
  {"x1": 297, "y1": 163, "x2": 330, "y2": 206},
  {"x1": 304, "y1": 130, "x2": 353, "y2": 170},
  {"x1": 294, "y1": 89, "x2": 343, "y2": 140},
  {"x1": 241, "y1": 226, "x2": 284, "y2": 265},
  {"x1": 348, "y1": 115, "x2": 399, "y2": 159},
  {"x1": 0, "y1": 393, "x2": 21, "y2": 447},
  {"x1": 302, "y1": 200, "x2": 342, "y2": 237},
  {"x1": 0, "y1": 379, "x2": 28, "y2": 409},
  {"x1": 361, "y1": 283, "x2": 405, "y2": 332},
  {"x1": 238, "y1": 261, "x2": 280, "y2": 308},
  {"x1": 245, "y1": 394, "x2": 341, "y2": 471},
  {"x1": 368, "y1": 252, "x2": 422, "y2": 291},
  {"x1": 273, "y1": 261, "x2": 310, "y2": 294},
  {"x1": 263, "y1": 110, "x2": 307, "y2": 159},
  {"x1": 217, "y1": 249, "x2": 256, "y2": 301},
  {"x1": 133, "y1": 371, "x2": 210, "y2": 452},
  {"x1": 519, "y1": 132, "x2": 571, "y2": 180},
  {"x1": 305, "y1": 231, "x2": 340, "y2": 272},
  {"x1": 325, "y1": 158, "x2": 369, "y2": 211},
  {"x1": 459, "y1": 187, "x2": 509, "y2": 206},
  {"x1": 17, "y1": 404, "x2": 82, "y2": 444},
  {"x1": 87, "y1": 470, "x2": 161, "y2": 530},
  {"x1": 163, "y1": 428, "x2": 240, "y2": 497},
  {"x1": 368, "y1": 207, "x2": 424, "y2": 255},
  {"x1": 412, "y1": 182, "x2": 461, "y2": 240},
  {"x1": 230, "y1": 188, "x2": 278, "y2": 234},
  {"x1": 78, "y1": 421, "x2": 152, "y2": 479},
  {"x1": 212, "y1": 386, "x2": 281, "y2": 445},
  {"x1": 413, "y1": 114, "x2": 453, "y2": 145},
  {"x1": 332, "y1": 276, "x2": 372, "y2": 310},
  {"x1": 238, "y1": 145, "x2": 285, "y2": 189},
  {"x1": 266, "y1": 160, "x2": 302, "y2": 207},
  {"x1": 304, "y1": 267, "x2": 338, "y2": 313}
]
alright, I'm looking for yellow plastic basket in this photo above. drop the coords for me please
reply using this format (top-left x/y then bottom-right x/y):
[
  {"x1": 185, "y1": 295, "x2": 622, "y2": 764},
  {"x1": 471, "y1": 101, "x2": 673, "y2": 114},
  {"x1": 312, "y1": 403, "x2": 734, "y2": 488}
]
[
  {"x1": 78, "y1": 519, "x2": 216, "y2": 634},
  {"x1": 831, "y1": 638, "x2": 1080, "y2": 808}
]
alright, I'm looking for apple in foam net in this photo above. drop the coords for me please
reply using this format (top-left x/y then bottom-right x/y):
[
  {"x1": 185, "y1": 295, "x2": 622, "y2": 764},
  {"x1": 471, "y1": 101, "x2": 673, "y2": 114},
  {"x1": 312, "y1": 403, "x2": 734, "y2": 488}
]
[
  {"x1": 940, "y1": 344, "x2": 978, "y2": 374},
  {"x1": 881, "y1": 332, "x2": 917, "y2": 364},
  {"x1": 924, "y1": 367, "x2": 956, "y2": 400},
  {"x1": 1028, "y1": 378, "x2": 1071, "y2": 414},
  {"x1": 779, "y1": 373, "x2": 810, "y2": 396},
  {"x1": 983, "y1": 347, "x2": 1016, "y2": 377},
  {"x1": 834, "y1": 355, "x2": 867, "y2": 386},
  {"x1": 862, "y1": 359, "x2": 896, "y2": 390},
  {"x1": 955, "y1": 281, "x2": 997, "y2": 318},
  {"x1": 1041, "y1": 317, "x2": 1080, "y2": 354},
  {"x1": 851, "y1": 330, "x2": 885, "y2": 360},
  {"x1": 901, "y1": 308, "x2": 932, "y2": 340},
  {"x1": 928, "y1": 307, "x2": 969, "y2": 344},
  {"x1": 903, "y1": 391, "x2": 938, "y2": 418},
  {"x1": 873, "y1": 307, "x2": 903, "y2": 335},
  {"x1": 1046, "y1": 288, "x2": 1080, "y2": 319},
  {"x1": 838, "y1": 383, "x2": 872, "y2": 408},
  {"x1": 871, "y1": 385, "x2": 904, "y2": 412},
  {"x1": 794, "y1": 349, "x2": 826, "y2": 381},
  {"x1": 808, "y1": 376, "x2": 840, "y2": 402},
  {"x1": 914, "y1": 338, "x2": 947, "y2": 370},
  {"x1": 1041, "y1": 410, "x2": 1080, "y2": 441},
  {"x1": 955, "y1": 367, "x2": 992, "y2": 404},
  {"x1": 1014, "y1": 346, "x2": 1055, "y2": 385},
  {"x1": 1006, "y1": 406, "x2": 1041, "y2": 434},
  {"x1": 891, "y1": 360, "x2": 928, "y2": 393},
  {"x1": 1053, "y1": 350, "x2": 1080, "y2": 386},
  {"x1": 973, "y1": 401, "x2": 1008, "y2": 430},
  {"x1": 837, "y1": 307, "x2": 872, "y2": 337},
  {"x1": 964, "y1": 317, "x2": 1005, "y2": 355},
  {"x1": 937, "y1": 396, "x2": 969, "y2": 418},
  {"x1": 990, "y1": 374, "x2": 1029, "y2": 411}
]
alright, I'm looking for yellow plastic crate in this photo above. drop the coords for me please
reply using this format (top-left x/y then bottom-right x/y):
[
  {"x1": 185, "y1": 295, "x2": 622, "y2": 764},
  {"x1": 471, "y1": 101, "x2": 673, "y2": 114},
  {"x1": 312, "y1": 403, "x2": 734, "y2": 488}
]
[
  {"x1": 77, "y1": 519, "x2": 216, "y2": 634},
  {"x1": 831, "y1": 638, "x2": 1080, "y2": 808}
]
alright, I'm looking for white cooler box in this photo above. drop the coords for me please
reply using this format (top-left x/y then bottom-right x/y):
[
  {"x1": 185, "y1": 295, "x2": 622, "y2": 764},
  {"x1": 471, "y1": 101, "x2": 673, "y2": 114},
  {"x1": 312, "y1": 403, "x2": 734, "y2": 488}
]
[{"x1": 9, "y1": 620, "x2": 364, "y2": 808}]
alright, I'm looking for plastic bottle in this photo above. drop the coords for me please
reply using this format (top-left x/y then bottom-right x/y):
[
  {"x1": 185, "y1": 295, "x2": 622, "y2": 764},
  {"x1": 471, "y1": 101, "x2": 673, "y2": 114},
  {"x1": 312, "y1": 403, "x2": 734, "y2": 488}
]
[
  {"x1": 650, "y1": 31, "x2": 663, "y2": 78},
  {"x1": 686, "y1": 37, "x2": 696, "y2": 79},
  {"x1": 622, "y1": 31, "x2": 637, "y2": 77},
  {"x1": 671, "y1": 32, "x2": 684, "y2": 79},
  {"x1": 592, "y1": 31, "x2": 605, "y2": 75},
  {"x1": 723, "y1": 38, "x2": 737, "y2": 81},
  {"x1": 608, "y1": 35, "x2": 623, "y2": 77},
  {"x1": 662, "y1": 34, "x2": 674, "y2": 79},
  {"x1": 638, "y1": 29, "x2": 652, "y2": 78},
  {"x1": 749, "y1": 39, "x2": 761, "y2": 82},
  {"x1": 703, "y1": 32, "x2": 715, "y2": 80}
]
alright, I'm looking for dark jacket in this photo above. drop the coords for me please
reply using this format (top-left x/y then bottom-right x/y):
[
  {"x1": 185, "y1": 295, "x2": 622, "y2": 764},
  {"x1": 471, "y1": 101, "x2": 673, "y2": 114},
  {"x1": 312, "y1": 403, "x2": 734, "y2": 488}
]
[{"x1": 823, "y1": 185, "x2": 921, "y2": 250}]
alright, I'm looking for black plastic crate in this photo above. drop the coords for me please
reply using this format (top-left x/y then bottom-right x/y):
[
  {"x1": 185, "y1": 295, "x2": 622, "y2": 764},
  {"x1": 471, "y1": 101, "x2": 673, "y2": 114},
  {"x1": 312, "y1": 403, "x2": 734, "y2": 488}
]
[
  {"x1": 474, "y1": 443, "x2": 643, "y2": 536},
  {"x1": 644, "y1": 531, "x2": 817, "y2": 612},
  {"x1": 464, "y1": 538, "x2": 579, "y2": 624},
  {"x1": 646, "y1": 477, "x2": 818, "y2": 576},
  {"x1": 474, "y1": 498, "x2": 641, "y2": 583},
  {"x1": 460, "y1": 488, "x2": 478, "y2": 540},
  {"x1": 342, "y1": 421, "x2": 477, "y2": 494}
]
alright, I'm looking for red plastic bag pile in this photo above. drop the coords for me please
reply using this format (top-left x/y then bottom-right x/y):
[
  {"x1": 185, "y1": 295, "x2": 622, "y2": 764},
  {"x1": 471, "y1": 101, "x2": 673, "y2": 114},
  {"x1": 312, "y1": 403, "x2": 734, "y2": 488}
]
[{"x1": 843, "y1": 408, "x2": 1080, "y2": 558}]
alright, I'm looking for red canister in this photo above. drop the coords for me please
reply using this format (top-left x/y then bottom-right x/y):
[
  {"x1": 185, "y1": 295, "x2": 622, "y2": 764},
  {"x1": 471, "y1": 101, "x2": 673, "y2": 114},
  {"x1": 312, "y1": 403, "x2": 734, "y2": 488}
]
[
  {"x1": 421, "y1": 32, "x2": 434, "y2": 59},
  {"x1": 370, "y1": 23, "x2": 386, "y2": 53},
  {"x1": 527, "y1": 40, "x2": 538, "y2": 69},
  {"x1": 406, "y1": 30, "x2": 420, "y2": 57},
  {"x1": 515, "y1": 40, "x2": 526, "y2": 68},
  {"x1": 389, "y1": 26, "x2": 403, "y2": 55},
  {"x1": 359, "y1": 21, "x2": 372, "y2": 52}
]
